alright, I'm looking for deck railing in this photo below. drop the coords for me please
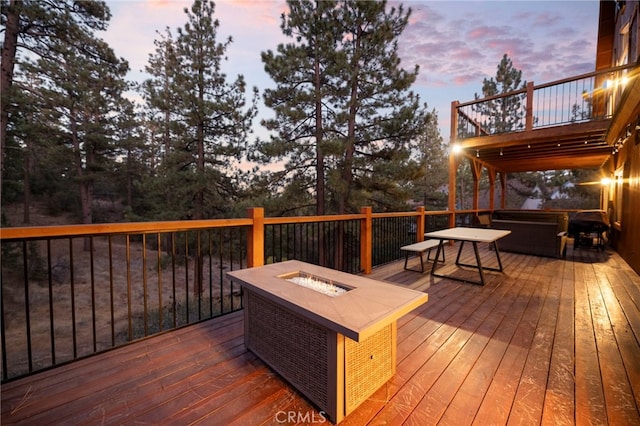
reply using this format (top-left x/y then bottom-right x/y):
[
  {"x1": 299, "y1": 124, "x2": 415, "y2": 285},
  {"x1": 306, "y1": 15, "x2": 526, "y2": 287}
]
[
  {"x1": 455, "y1": 64, "x2": 635, "y2": 138},
  {"x1": 0, "y1": 207, "x2": 474, "y2": 382}
]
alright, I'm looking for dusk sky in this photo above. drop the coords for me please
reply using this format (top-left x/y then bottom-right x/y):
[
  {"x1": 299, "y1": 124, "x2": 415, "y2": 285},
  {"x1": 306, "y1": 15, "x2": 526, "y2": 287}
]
[{"x1": 103, "y1": 0, "x2": 601, "y2": 141}]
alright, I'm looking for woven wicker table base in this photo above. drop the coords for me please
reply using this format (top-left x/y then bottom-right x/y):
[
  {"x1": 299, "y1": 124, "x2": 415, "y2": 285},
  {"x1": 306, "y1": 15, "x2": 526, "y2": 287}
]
[
  {"x1": 245, "y1": 290, "x2": 395, "y2": 423},
  {"x1": 227, "y1": 261, "x2": 428, "y2": 424}
]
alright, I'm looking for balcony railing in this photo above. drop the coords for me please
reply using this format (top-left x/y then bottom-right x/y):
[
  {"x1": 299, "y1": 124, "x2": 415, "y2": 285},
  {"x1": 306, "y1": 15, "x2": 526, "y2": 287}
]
[
  {"x1": 455, "y1": 64, "x2": 635, "y2": 138},
  {"x1": 1, "y1": 207, "x2": 478, "y2": 382}
]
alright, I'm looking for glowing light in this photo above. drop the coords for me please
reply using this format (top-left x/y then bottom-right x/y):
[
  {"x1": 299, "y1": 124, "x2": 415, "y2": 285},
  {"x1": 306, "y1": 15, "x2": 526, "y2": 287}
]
[
  {"x1": 601, "y1": 178, "x2": 611, "y2": 186},
  {"x1": 451, "y1": 144, "x2": 462, "y2": 154}
]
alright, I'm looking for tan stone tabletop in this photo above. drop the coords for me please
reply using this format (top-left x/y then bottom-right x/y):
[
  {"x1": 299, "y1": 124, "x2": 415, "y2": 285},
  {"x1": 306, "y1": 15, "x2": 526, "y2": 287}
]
[{"x1": 227, "y1": 260, "x2": 428, "y2": 341}]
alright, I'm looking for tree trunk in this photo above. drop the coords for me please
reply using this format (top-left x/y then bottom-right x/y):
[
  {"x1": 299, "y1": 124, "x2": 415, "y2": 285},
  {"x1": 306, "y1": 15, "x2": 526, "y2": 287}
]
[
  {"x1": 194, "y1": 75, "x2": 205, "y2": 293},
  {"x1": 1, "y1": 0, "x2": 20, "y2": 183},
  {"x1": 339, "y1": 25, "x2": 362, "y2": 216},
  {"x1": 126, "y1": 151, "x2": 133, "y2": 207},
  {"x1": 314, "y1": 37, "x2": 326, "y2": 266},
  {"x1": 22, "y1": 140, "x2": 31, "y2": 224},
  {"x1": 71, "y1": 116, "x2": 92, "y2": 250}
]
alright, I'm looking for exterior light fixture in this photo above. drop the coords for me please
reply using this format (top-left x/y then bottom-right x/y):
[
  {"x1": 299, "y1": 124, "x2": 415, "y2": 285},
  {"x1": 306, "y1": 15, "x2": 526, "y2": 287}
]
[
  {"x1": 451, "y1": 144, "x2": 462, "y2": 154},
  {"x1": 476, "y1": 149, "x2": 479, "y2": 158}
]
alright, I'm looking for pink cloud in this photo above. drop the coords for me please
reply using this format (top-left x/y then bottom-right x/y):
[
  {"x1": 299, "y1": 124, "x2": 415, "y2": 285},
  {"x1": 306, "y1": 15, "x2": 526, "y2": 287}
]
[
  {"x1": 467, "y1": 25, "x2": 505, "y2": 40},
  {"x1": 533, "y1": 12, "x2": 562, "y2": 26}
]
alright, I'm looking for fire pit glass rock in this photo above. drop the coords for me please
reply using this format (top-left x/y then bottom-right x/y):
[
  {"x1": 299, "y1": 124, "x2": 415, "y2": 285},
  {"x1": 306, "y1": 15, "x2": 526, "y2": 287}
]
[{"x1": 281, "y1": 271, "x2": 350, "y2": 297}]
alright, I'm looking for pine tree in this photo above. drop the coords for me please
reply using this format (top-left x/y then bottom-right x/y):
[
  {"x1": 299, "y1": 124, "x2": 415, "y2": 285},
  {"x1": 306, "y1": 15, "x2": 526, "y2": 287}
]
[
  {"x1": 257, "y1": 0, "x2": 341, "y2": 216},
  {"x1": 141, "y1": 0, "x2": 258, "y2": 221},
  {"x1": 413, "y1": 109, "x2": 447, "y2": 209},
  {"x1": 19, "y1": 35, "x2": 130, "y2": 227},
  {"x1": 141, "y1": 28, "x2": 179, "y2": 164},
  {"x1": 113, "y1": 101, "x2": 147, "y2": 211},
  {"x1": 2, "y1": 0, "x2": 130, "y2": 228},
  {"x1": 330, "y1": 0, "x2": 427, "y2": 214},
  {"x1": 473, "y1": 53, "x2": 527, "y2": 134},
  {"x1": 258, "y1": 0, "x2": 428, "y2": 215},
  {"x1": 1, "y1": 0, "x2": 113, "y2": 200}
]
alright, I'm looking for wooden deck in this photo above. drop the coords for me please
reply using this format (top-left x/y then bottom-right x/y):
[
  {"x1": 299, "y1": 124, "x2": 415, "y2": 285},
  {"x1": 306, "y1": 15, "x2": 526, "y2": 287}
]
[{"x1": 2, "y1": 242, "x2": 640, "y2": 425}]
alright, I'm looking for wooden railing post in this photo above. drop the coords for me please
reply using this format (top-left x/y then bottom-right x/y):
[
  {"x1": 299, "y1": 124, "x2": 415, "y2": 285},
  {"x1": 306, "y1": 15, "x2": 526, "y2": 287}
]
[
  {"x1": 416, "y1": 206, "x2": 425, "y2": 242},
  {"x1": 471, "y1": 158, "x2": 482, "y2": 211},
  {"x1": 525, "y1": 81, "x2": 534, "y2": 131},
  {"x1": 247, "y1": 207, "x2": 264, "y2": 268},
  {"x1": 449, "y1": 100, "x2": 459, "y2": 229},
  {"x1": 360, "y1": 206, "x2": 372, "y2": 274},
  {"x1": 448, "y1": 148, "x2": 458, "y2": 229}
]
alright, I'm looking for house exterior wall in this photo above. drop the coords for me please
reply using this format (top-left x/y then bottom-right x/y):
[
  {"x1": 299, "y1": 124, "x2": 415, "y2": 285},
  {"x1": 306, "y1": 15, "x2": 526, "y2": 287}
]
[{"x1": 600, "y1": 0, "x2": 640, "y2": 275}]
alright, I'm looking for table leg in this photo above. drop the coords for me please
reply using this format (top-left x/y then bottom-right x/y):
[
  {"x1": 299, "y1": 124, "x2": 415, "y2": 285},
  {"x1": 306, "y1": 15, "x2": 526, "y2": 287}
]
[
  {"x1": 472, "y1": 242, "x2": 486, "y2": 285},
  {"x1": 457, "y1": 243, "x2": 504, "y2": 274},
  {"x1": 426, "y1": 247, "x2": 445, "y2": 263},
  {"x1": 492, "y1": 241, "x2": 504, "y2": 272},
  {"x1": 431, "y1": 239, "x2": 486, "y2": 285},
  {"x1": 435, "y1": 240, "x2": 500, "y2": 286},
  {"x1": 455, "y1": 241, "x2": 465, "y2": 265},
  {"x1": 430, "y1": 240, "x2": 445, "y2": 276}
]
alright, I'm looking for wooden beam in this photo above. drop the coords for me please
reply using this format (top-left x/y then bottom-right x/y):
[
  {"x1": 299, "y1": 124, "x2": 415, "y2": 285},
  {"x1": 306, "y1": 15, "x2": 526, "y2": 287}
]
[
  {"x1": 459, "y1": 120, "x2": 611, "y2": 149},
  {"x1": 470, "y1": 158, "x2": 483, "y2": 211}
]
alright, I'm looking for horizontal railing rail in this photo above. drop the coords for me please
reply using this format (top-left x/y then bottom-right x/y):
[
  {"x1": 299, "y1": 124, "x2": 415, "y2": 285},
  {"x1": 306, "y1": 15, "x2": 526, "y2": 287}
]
[
  {"x1": 1, "y1": 207, "x2": 462, "y2": 382},
  {"x1": 455, "y1": 64, "x2": 635, "y2": 138}
]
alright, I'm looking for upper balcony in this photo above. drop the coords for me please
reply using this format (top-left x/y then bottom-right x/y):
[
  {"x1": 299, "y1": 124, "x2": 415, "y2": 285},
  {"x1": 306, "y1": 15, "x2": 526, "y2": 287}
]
[{"x1": 451, "y1": 63, "x2": 639, "y2": 173}]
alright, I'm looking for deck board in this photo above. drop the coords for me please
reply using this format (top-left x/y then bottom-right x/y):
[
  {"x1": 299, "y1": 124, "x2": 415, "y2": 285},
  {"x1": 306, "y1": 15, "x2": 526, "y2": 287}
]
[{"x1": 2, "y1": 241, "x2": 640, "y2": 425}]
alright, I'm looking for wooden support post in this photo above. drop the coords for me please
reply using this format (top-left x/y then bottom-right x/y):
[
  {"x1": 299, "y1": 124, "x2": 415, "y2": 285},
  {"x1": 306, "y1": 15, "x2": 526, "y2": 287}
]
[
  {"x1": 488, "y1": 167, "x2": 496, "y2": 210},
  {"x1": 471, "y1": 158, "x2": 482, "y2": 211},
  {"x1": 449, "y1": 100, "x2": 459, "y2": 230},
  {"x1": 360, "y1": 206, "x2": 372, "y2": 274},
  {"x1": 500, "y1": 172, "x2": 507, "y2": 209},
  {"x1": 247, "y1": 207, "x2": 264, "y2": 268}
]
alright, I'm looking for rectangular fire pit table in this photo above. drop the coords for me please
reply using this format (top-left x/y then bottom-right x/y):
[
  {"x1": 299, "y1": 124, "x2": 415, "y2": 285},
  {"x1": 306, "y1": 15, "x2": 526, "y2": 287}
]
[{"x1": 226, "y1": 260, "x2": 428, "y2": 423}]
